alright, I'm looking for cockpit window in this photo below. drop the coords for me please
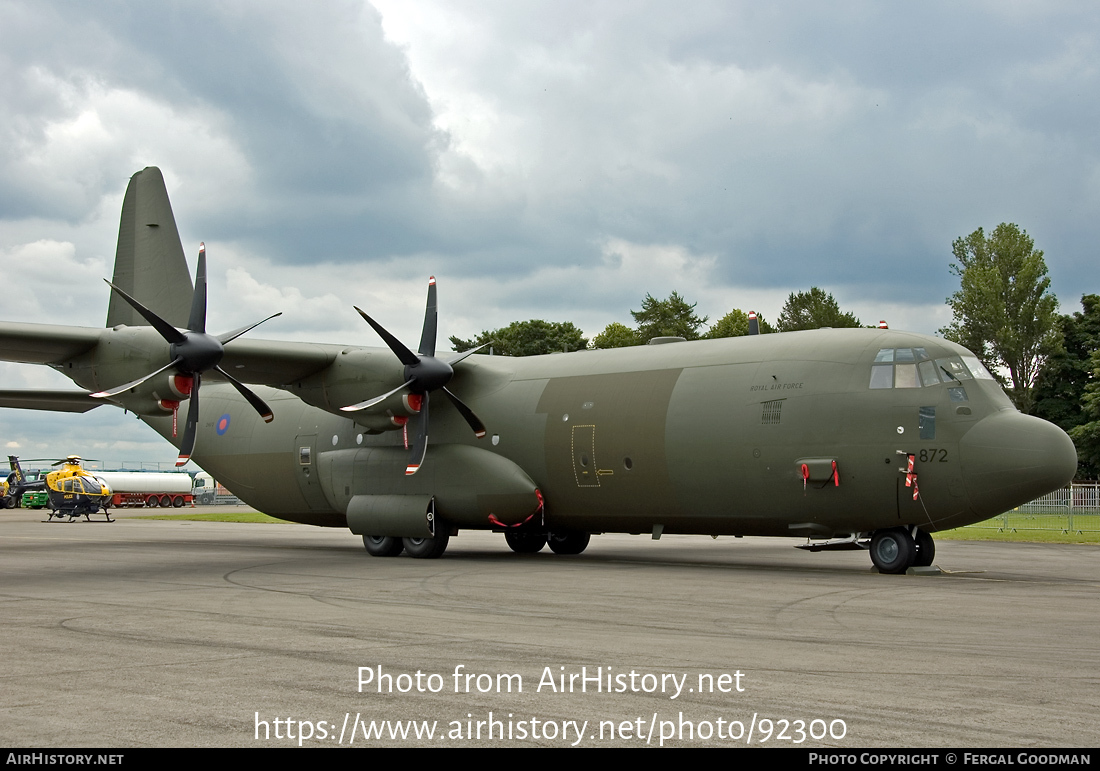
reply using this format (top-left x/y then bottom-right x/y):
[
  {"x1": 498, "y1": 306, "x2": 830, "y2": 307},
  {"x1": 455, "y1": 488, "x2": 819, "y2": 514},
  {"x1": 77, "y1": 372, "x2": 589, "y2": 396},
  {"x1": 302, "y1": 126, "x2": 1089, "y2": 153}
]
[
  {"x1": 871, "y1": 349, "x2": 989, "y2": 390},
  {"x1": 961, "y1": 356, "x2": 996, "y2": 380},
  {"x1": 895, "y1": 364, "x2": 920, "y2": 388},
  {"x1": 918, "y1": 360, "x2": 939, "y2": 385},
  {"x1": 935, "y1": 357, "x2": 972, "y2": 382},
  {"x1": 870, "y1": 364, "x2": 893, "y2": 388},
  {"x1": 871, "y1": 349, "x2": 956, "y2": 389},
  {"x1": 948, "y1": 387, "x2": 968, "y2": 402}
]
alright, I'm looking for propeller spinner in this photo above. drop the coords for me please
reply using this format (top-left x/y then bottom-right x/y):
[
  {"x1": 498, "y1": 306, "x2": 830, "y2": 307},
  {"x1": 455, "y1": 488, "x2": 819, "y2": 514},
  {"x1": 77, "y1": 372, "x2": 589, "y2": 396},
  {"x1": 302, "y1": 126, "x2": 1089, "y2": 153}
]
[
  {"x1": 341, "y1": 277, "x2": 487, "y2": 475},
  {"x1": 94, "y1": 243, "x2": 281, "y2": 466}
]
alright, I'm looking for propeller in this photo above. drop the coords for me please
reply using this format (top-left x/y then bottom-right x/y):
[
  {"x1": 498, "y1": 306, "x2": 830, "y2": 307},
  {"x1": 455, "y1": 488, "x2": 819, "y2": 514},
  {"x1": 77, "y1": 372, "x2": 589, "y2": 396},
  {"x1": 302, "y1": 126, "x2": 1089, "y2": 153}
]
[
  {"x1": 94, "y1": 243, "x2": 282, "y2": 466},
  {"x1": 341, "y1": 276, "x2": 487, "y2": 475}
]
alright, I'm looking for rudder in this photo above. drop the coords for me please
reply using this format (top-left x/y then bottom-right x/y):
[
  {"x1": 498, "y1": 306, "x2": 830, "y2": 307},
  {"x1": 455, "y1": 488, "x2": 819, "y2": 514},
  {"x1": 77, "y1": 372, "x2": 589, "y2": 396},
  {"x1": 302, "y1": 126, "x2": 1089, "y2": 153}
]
[{"x1": 106, "y1": 167, "x2": 194, "y2": 329}]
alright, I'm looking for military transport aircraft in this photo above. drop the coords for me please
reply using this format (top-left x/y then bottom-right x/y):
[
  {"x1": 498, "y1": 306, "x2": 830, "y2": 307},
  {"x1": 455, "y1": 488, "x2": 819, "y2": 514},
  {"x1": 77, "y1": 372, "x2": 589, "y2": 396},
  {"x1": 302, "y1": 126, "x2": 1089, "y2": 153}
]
[{"x1": 0, "y1": 168, "x2": 1078, "y2": 572}]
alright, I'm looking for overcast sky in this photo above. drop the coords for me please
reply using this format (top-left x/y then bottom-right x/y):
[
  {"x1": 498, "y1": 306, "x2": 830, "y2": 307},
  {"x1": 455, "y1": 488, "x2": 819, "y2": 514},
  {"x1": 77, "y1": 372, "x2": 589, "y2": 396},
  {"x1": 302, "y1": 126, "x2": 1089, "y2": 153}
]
[{"x1": 1, "y1": 1, "x2": 1097, "y2": 464}]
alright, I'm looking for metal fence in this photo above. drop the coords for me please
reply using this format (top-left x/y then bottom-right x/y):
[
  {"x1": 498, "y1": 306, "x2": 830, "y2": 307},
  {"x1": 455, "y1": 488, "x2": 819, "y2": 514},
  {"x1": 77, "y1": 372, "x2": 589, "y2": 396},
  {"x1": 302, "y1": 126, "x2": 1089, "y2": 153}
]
[{"x1": 963, "y1": 483, "x2": 1100, "y2": 534}]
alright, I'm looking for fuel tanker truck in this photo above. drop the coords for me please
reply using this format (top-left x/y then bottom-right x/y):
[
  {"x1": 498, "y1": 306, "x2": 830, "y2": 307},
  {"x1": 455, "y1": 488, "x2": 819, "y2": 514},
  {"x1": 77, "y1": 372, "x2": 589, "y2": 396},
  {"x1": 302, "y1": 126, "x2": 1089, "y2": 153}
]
[{"x1": 92, "y1": 471, "x2": 194, "y2": 508}]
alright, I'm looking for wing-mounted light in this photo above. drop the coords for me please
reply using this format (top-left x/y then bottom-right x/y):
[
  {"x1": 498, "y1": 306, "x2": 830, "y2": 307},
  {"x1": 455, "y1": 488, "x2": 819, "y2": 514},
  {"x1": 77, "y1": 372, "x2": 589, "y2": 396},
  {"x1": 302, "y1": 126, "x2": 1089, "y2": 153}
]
[
  {"x1": 94, "y1": 243, "x2": 282, "y2": 466},
  {"x1": 341, "y1": 277, "x2": 487, "y2": 475}
]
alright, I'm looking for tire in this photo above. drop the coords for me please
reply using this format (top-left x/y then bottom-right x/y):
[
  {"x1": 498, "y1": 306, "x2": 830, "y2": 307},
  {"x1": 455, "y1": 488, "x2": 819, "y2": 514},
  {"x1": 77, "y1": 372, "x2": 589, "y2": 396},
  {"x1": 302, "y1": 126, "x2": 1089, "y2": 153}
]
[
  {"x1": 172, "y1": 496, "x2": 184, "y2": 508},
  {"x1": 870, "y1": 528, "x2": 915, "y2": 574},
  {"x1": 145, "y1": 496, "x2": 158, "y2": 508},
  {"x1": 504, "y1": 530, "x2": 547, "y2": 554},
  {"x1": 159, "y1": 495, "x2": 171, "y2": 508},
  {"x1": 547, "y1": 531, "x2": 591, "y2": 555},
  {"x1": 913, "y1": 529, "x2": 936, "y2": 567},
  {"x1": 363, "y1": 535, "x2": 405, "y2": 557},
  {"x1": 403, "y1": 531, "x2": 450, "y2": 559}
]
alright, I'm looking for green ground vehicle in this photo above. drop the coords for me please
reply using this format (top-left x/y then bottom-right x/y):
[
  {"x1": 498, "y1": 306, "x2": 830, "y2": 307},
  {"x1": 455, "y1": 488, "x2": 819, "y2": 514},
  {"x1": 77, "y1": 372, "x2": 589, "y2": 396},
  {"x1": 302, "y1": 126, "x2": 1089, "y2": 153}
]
[{"x1": 21, "y1": 490, "x2": 49, "y2": 509}]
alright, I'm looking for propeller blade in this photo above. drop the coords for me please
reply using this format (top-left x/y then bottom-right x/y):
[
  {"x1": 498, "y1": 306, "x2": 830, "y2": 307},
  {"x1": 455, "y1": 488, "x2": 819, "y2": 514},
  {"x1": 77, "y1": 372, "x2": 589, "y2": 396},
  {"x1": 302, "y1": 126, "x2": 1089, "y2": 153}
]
[
  {"x1": 216, "y1": 312, "x2": 283, "y2": 345},
  {"x1": 90, "y1": 356, "x2": 184, "y2": 399},
  {"x1": 442, "y1": 342, "x2": 490, "y2": 367},
  {"x1": 176, "y1": 373, "x2": 200, "y2": 466},
  {"x1": 354, "y1": 307, "x2": 419, "y2": 366},
  {"x1": 405, "y1": 391, "x2": 429, "y2": 475},
  {"x1": 103, "y1": 280, "x2": 186, "y2": 345},
  {"x1": 340, "y1": 378, "x2": 415, "y2": 412},
  {"x1": 188, "y1": 243, "x2": 208, "y2": 334},
  {"x1": 442, "y1": 386, "x2": 486, "y2": 438},
  {"x1": 215, "y1": 366, "x2": 273, "y2": 422},
  {"x1": 418, "y1": 276, "x2": 438, "y2": 358}
]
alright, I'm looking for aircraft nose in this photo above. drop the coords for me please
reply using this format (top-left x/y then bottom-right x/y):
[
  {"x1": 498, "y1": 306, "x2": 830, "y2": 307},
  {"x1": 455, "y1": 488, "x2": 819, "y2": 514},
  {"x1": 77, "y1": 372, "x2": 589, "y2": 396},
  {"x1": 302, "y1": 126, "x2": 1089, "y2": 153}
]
[{"x1": 959, "y1": 411, "x2": 1077, "y2": 518}]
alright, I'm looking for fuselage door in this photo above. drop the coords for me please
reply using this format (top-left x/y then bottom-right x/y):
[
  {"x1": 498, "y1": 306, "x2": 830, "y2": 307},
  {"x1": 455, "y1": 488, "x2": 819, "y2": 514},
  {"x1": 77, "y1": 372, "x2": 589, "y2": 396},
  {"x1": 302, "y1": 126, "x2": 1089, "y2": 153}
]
[
  {"x1": 294, "y1": 433, "x2": 329, "y2": 511},
  {"x1": 571, "y1": 424, "x2": 600, "y2": 487}
]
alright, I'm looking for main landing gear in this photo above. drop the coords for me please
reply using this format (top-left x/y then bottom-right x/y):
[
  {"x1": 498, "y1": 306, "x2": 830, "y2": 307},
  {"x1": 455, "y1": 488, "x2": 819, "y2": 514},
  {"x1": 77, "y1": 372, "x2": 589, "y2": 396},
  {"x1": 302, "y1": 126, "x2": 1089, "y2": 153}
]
[
  {"x1": 869, "y1": 527, "x2": 935, "y2": 574},
  {"x1": 361, "y1": 531, "x2": 451, "y2": 559},
  {"x1": 503, "y1": 529, "x2": 591, "y2": 555}
]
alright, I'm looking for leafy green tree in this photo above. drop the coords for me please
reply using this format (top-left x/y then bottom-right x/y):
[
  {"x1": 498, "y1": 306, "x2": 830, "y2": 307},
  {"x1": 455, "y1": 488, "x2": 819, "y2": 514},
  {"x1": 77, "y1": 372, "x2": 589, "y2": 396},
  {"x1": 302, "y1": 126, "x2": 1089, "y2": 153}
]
[
  {"x1": 704, "y1": 309, "x2": 775, "y2": 338},
  {"x1": 775, "y1": 287, "x2": 860, "y2": 332},
  {"x1": 631, "y1": 291, "x2": 708, "y2": 341},
  {"x1": 940, "y1": 223, "x2": 1059, "y2": 414},
  {"x1": 1034, "y1": 295, "x2": 1100, "y2": 479},
  {"x1": 1070, "y1": 349, "x2": 1100, "y2": 480},
  {"x1": 590, "y1": 322, "x2": 640, "y2": 349},
  {"x1": 450, "y1": 320, "x2": 588, "y2": 357}
]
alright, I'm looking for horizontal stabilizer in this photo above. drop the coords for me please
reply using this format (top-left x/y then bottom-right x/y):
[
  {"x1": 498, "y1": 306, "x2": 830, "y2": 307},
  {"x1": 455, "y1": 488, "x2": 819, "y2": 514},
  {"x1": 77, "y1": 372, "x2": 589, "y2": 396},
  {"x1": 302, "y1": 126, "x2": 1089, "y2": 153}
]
[
  {"x1": 0, "y1": 323, "x2": 101, "y2": 364},
  {"x1": 0, "y1": 390, "x2": 103, "y2": 413}
]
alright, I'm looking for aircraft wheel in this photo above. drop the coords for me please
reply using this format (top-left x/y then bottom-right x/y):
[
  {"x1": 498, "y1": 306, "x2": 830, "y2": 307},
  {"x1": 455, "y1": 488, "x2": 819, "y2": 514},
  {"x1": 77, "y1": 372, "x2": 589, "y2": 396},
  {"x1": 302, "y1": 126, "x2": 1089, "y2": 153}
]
[
  {"x1": 870, "y1": 528, "x2": 915, "y2": 574},
  {"x1": 504, "y1": 530, "x2": 547, "y2": 554},
  {"x1": 403, "y1": 531, "x2": 450, "y2": 559},
  {"x1": 547, "y1": 530, "x2": 591, "y2": 555},
  {"x1": 363, "y1": 535, "x2": 405, "y2": 557},
  {"x1": 913, "y1": 529, "x2": 936, "y2": 567}
]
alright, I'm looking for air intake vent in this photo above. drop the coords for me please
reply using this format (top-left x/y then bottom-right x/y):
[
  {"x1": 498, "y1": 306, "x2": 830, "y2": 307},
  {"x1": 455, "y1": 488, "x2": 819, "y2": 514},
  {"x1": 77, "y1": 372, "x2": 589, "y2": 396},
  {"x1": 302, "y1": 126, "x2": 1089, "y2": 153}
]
[{"x1": 761, "y1": 399, "x2": 783, "y2": 425}]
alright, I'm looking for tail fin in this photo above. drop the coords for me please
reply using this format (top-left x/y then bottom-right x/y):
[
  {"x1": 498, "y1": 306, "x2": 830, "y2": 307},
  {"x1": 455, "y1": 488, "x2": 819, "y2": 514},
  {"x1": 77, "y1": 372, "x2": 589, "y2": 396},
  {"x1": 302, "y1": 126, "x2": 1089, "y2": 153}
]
[
  {"x1": 106, "y1": 167, "x2": 194, "y2": 329},
  {"x1": 8, "y1": 455, "x2": 25, "y2": 485}
]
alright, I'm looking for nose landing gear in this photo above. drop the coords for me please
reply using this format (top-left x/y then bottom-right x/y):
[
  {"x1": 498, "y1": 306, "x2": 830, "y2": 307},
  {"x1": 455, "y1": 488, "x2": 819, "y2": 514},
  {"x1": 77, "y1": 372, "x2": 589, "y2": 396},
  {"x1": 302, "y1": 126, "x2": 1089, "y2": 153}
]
[{"x1": 869, "y1": 527, "x2": 935, "y2": 574}]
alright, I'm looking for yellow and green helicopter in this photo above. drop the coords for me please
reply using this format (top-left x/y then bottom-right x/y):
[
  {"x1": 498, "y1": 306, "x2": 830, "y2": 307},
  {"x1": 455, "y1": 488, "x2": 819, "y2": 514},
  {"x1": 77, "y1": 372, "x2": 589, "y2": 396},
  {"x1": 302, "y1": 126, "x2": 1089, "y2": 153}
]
[{"x1": 5, "y1": 456, "x2": 113, "y2": 521}]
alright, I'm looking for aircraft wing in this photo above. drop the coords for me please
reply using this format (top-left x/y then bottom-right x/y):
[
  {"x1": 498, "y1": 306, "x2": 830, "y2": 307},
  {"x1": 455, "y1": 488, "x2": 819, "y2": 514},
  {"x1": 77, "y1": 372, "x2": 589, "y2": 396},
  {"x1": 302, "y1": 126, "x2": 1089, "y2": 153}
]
[
  {"x1": 0, "y1": 321, "x2": 342, "y2": 393},
  {"x1": 217, "y1": 338, "x2": 339, "y2": 385},
  {"x1": 0, "y1": 390, "x2": 102, "y2": 413},
  {"x1": 0, "y1": 323, "x2": 102, "y2": 364}
]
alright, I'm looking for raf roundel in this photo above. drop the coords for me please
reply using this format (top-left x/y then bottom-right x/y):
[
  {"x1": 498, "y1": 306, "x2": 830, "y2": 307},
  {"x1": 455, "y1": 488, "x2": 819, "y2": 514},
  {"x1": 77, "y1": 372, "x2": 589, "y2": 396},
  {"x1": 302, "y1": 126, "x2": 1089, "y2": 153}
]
[{"x1": 216, "y1": 414, "x2": 231, "y2": 435}]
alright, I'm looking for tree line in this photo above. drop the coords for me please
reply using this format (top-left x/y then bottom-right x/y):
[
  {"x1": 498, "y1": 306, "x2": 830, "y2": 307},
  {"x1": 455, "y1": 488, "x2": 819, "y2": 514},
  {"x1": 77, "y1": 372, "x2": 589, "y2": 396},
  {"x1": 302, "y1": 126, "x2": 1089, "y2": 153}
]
[{"x1": 450, "y1": 286, "x2": 862, "y2": 355}]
